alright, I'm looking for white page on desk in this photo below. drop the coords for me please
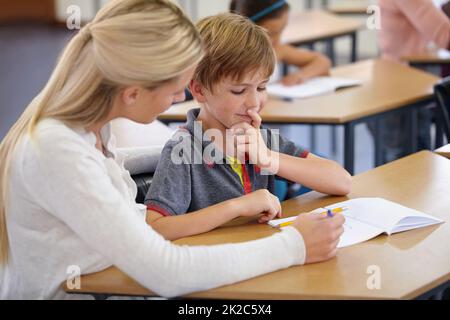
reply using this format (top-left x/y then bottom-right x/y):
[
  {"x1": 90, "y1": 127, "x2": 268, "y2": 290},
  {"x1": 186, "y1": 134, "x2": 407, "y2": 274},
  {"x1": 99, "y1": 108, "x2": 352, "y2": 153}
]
[
  {"x1": 326, "y1": 198, "x2": 443, "y2": 235},
  {"x1": 338, "y1": 215, "x2": 384, "y2": 248},
  {"x1": 437, "y1": 49, "x2": 450, "y2": 59},
  {"x1": 268, "y1": 209, "x2": 385, "y2": 248},
  {"x1": 267, "y1": 77, "x2": 362, "y2": 99}
]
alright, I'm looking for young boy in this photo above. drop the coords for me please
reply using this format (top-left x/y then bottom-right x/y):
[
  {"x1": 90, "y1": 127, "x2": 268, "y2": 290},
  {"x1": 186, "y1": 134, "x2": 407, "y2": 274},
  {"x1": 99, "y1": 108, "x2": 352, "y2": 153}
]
[{"x1": 145, "y1": 13, "x2": 351, "y2": 240}]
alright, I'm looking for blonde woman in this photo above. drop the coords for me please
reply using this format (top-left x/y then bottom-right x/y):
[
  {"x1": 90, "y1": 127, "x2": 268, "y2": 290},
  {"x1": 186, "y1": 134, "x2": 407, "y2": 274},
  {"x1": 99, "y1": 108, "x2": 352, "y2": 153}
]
[{"x1": 0, "y1": 0, "x2": 345, "y2": 299}]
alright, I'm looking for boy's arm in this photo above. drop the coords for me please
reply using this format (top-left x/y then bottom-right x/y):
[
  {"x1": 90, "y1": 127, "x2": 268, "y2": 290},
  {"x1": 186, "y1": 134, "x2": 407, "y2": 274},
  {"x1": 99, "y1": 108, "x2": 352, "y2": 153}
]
[
  {"x1": 266, "y1": 151, "x2": 351, "y2": 196},
  {"x1": 258, "y1": 127, "x2": 351, "y2": 196},
  {"x1": 147, "y1": 189, "x2": 282, "y2": 241},
  {"x1": 146, "y1": 200, "x2": 239, "y2": 241},
  {"x1": 233, "y1": 112, "x2": 351, "y2": 197}
]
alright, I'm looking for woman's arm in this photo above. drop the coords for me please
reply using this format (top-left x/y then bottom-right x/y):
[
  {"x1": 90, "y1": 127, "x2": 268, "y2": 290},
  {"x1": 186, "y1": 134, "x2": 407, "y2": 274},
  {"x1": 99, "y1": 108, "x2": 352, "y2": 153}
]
[
  {"x1": 147, "y1": 189, "x2": 281, "y2": 241},
  {"x1": 277, "y1": 45, "x2": 331, "y2": 85}
]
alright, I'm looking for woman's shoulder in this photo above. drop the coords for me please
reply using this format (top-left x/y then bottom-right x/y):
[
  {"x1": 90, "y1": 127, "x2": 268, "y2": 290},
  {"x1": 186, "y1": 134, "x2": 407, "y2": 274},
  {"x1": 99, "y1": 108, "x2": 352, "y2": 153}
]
[{"x1": 15, "y1": 118, "x2": 99, "y2": 168}]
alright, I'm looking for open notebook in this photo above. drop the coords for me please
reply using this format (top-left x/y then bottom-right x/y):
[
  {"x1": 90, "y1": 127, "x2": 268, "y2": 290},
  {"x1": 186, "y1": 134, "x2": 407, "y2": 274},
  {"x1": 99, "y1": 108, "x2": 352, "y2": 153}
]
[
  {"x1": 269, "y1": 198, "x2": 444, "y2": 248},
  {"x1": 267, "y1": 76, "x2": 362, "y2": 100}
]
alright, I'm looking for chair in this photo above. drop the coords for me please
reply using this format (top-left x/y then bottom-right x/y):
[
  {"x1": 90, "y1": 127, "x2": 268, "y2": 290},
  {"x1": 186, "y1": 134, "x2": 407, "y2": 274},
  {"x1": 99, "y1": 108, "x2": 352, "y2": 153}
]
[
  {"x1": 120, "y1": 146, "x2": 162, "y2": 204},
  {"x1": 132, "y1": 173, "x2": 154, "y2": 204},
  {"x1": 434, "y1": 76, "x2": 450, "y2": 147}
]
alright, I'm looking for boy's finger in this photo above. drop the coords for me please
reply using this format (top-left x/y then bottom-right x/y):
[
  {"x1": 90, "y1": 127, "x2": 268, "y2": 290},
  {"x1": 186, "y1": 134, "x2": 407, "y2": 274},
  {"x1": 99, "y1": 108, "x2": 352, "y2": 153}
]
[
  {"x1": 235, "y1": 135, "x2": 250, "y2": 145},
  {"x1": 231, "y1": 127, "x2": 245, "y2": 136},
  {"x1": 231, "y1": 122, "x2": 253, "y2": 132},
  {"x1": 247, "y1": 109, "x2": 262, "y2": 128}
]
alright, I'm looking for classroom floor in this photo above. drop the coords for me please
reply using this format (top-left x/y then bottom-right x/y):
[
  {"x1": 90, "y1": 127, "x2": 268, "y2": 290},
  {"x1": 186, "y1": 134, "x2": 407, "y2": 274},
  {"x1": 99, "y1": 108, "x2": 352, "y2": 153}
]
[{"x1": 0, "y1": 23, "x2": 376, "y2": 174}]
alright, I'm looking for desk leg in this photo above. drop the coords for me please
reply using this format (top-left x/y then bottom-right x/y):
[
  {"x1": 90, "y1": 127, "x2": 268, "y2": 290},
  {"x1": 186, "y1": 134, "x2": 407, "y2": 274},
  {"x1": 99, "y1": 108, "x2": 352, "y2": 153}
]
[
  {"x1": 344, "y1": 122, "x2": 355, "y2": 175},
  {"x1": 374, "y1": 117, "x2": 383, "y2": 167},
  {"x1": 331, "y1": 126, "x2": 338, "y2": 155},
  {"x1": 406, "y1": 108, "x2": 419, "y2": 154},
  {"x1": 435, "y1": 122, "x2": 444, "y2": 149},
  {"x1": 350, "y1": 32, "x2": 358, "y2": 62},
  {"x1": 326, "y1": 39, "x2": 336, "y2": 66},
  {"x1": 282, "y1": 62, "x2": 289, "y2": 76},
  {"x1": 310, "y1": 125, "x2": 317, "y2": 153},
  {"x1": 434, "y1": 101, "x2": 445, "y2": 149}
]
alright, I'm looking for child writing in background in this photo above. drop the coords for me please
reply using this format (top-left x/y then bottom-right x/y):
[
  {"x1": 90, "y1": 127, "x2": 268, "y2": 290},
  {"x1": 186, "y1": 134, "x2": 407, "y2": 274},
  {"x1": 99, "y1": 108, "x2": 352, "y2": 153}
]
[
  {"x1": 230, "y1": 0, "x2": 331, "y2": 86},
  {"x1": 144, "y1": 13, "x2": 351, "y2": 241}
]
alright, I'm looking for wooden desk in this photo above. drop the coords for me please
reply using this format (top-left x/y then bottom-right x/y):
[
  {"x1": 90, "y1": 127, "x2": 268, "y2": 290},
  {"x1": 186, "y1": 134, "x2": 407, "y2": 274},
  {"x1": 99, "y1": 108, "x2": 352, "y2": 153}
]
[
  {"x1": 305, "y1": 0, "x2": 329, "y2": 9},
  {"x1": 64, "y1": 151, "x2": 450, "y2": 299},
  {"x1": 402, "y1": 49, "x2": 450, "y2": 66},
  {"x1": 435, "y1": 144, "x2": 450, "y2": 158},
  {"x1": 326, "y1": 0, "x2": 372, "y2": 15},
  {"x1": 159, "y1": 59, "x2": 440, "y2": 174},
  {"x1": 328, "y1": 5, "x2": 368, "y2": 15},
  {"x1": 282, "y1": 10, "x2": 363, "y2": 63}
]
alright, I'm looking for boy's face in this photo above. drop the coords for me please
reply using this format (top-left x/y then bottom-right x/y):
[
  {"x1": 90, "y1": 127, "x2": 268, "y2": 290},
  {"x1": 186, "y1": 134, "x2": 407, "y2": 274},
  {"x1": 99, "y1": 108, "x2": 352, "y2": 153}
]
[{"x1": 193, "y1": 70, "x2": 270, "y2": 129}]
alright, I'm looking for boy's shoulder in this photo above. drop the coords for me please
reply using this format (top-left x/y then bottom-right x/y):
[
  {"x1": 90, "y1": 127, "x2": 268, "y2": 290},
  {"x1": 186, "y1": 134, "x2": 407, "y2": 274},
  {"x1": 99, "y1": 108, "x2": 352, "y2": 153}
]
[
  {"x1": 162, "y1": 125, "x2": 194, "y2": 149},
  {"x1": 159, "y1": 125, "x2": 202, "y2": 164}
]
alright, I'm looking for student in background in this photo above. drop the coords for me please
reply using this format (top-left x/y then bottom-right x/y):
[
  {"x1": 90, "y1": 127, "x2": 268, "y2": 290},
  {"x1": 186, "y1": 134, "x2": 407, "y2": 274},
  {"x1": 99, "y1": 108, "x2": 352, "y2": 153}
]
[
  {"x1": 144, "y1": 13, "x2": 351, "y2": 241},
  {"x1": 373, "y1": 0, "x2": 450, "y2": 162},
  {"x1": 438, "y1": 0, "x2": 450, "y2": 77},
  {"x1": 378, "y1": 0, "x2": 450, "y2": 62},
  {"x1": 0, "y1": 0, "x2": 345, "y2": 299},
  {"x1": 230, "y1": 0, "x2": 331, "y2": 85}
]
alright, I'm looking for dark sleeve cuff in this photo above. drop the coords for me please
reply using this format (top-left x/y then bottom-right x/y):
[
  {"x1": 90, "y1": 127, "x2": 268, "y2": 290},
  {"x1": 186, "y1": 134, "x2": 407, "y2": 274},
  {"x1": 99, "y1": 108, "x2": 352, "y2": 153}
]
[{"x1": 297, "y1": 149, "x2": 310, "y2": 158}]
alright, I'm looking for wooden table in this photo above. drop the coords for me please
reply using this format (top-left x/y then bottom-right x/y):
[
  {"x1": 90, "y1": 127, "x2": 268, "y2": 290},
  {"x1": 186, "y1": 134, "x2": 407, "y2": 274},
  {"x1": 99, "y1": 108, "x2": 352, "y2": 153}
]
[
  {"x1": 305, "y1": 0, "x2": 329, "y2": 9},
  {"x1": 282, "y1": 10, "x2": 363, "y2": 64},
  {"x1": 326, "y1": 0, "x2": 371, "y2": 15},
  {"x1": 435, "y1": 144, "x2": 450, "y2": 158},
  {"x1": 159, "y1": 59, "x2": 440, "y2": 175},
  {"x1": 328, "y1": 5, "x2": 368, "y2": 15},
  {"x1": 402, "y1": 49, "x2": 450, "y2": 66},
  {"x1": 64, "y1": 151, "x2": 450, "y2": 299}
]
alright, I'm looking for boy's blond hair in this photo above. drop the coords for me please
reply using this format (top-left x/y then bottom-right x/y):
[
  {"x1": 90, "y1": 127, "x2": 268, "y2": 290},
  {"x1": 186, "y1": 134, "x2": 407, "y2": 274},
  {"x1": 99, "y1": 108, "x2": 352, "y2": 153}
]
[{"x1": 194, "y1": 13, "x2": 275, "y2": 91}]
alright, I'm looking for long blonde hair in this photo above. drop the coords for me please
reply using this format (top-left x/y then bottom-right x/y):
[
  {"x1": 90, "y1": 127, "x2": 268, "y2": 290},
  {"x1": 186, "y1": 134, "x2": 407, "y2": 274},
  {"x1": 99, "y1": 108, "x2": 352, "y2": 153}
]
[{"x1": 0, "y1": 0, "x2": 203, "y2": 265}]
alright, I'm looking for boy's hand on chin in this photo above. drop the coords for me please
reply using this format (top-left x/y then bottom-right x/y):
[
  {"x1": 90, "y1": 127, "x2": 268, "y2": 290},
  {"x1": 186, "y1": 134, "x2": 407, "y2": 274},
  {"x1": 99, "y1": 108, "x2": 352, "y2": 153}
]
[{"x1": 230, "y1": 109, "x2": 272, "y2": 168}]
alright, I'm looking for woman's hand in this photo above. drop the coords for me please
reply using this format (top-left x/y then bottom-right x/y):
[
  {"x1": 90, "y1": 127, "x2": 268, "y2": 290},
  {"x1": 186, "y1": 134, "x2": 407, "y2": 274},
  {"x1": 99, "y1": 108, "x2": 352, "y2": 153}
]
[{"x1": 292, "y1": 212, "x2": 345, "y2": 264}]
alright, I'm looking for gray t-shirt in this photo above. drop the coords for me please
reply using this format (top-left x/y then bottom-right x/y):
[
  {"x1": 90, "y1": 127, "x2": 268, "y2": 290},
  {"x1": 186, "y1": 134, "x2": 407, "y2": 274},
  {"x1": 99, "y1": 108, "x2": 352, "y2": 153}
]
[{"x1": 145, "y1": 108, "x2": 308, "y2": 216}]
